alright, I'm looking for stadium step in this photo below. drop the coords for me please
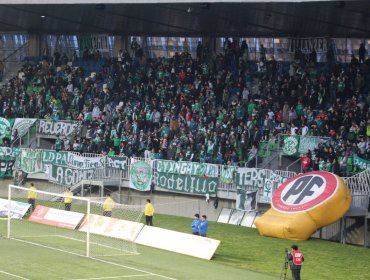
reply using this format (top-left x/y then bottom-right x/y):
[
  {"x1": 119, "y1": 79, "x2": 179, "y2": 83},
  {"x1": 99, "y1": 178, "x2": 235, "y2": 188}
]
[{"x1": 49, "y1": 180, "x2": 104, "y2": 202}]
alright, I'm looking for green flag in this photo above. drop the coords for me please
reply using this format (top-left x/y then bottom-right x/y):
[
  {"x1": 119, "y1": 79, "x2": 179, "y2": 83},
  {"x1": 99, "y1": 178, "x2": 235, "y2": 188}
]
[
  {"x1": 129, "y1": 161, "x2": 152, "y2": 191},
  {"x1": 282, "y1": 135, "x2": 300, "y2": 156}
]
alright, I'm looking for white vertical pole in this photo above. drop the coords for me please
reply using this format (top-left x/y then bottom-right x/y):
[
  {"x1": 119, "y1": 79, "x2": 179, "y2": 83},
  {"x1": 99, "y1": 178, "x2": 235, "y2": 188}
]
[
  {"x1": 27, "y1": 125, "x2": 30, "y2": 147},
  {"x1": 86, "y1": 198, "x2": 90, "y2": 257},
  {"x1": 7, "y1": 185, "x2": 11, "y2": 239}
]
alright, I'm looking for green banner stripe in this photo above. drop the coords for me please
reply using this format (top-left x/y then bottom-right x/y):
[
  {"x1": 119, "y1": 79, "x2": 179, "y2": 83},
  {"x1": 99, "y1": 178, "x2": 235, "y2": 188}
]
[{"x1": 153, "y1": 171, "x2": 218, "y2": 195}]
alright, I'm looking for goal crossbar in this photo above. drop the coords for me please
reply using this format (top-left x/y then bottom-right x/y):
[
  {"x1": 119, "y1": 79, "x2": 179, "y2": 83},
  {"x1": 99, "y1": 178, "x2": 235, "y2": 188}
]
[
  {"x1": 8, "y1": 184, "x2": 90, "y2": 202},
  {"x1": 7, "y1": 184, "x2": 91, "y2": 257}
]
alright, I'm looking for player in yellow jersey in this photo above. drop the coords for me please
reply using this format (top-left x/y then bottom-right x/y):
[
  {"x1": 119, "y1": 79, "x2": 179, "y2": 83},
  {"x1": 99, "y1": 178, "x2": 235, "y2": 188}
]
[
  {"x1": 103, "y1": 193, "x2": 114, "y2": 217},
  {"x1": 27, "y1": 183, "x2": 37, "y2": 212},
  {"x1": 63, "y1": 187, "x2": 73, "y2": 211},
  {"x1": 144, "y1": 199, "x2": 154, "y2": 226}
]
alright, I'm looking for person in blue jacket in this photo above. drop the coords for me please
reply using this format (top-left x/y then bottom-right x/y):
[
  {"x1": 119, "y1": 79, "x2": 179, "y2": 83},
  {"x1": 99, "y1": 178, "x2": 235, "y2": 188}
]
[
  {"x1": 199, "y1": 215, "x2": 209, "y2": 237},
  {"x1": 191, "y1": 214, "x2": 200, "y2": 235}
]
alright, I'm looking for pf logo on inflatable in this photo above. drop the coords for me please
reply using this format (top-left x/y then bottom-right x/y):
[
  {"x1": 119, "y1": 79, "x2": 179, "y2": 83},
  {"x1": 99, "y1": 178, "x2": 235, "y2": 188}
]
[{"x1": 272, "y1": 171, "x2": 338, "y2": 213}]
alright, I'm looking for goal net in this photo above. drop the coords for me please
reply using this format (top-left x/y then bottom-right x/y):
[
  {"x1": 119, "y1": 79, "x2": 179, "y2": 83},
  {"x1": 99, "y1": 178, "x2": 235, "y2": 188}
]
[{"x1": 3, "y1": 184, "x2": 144, "y2": 257}]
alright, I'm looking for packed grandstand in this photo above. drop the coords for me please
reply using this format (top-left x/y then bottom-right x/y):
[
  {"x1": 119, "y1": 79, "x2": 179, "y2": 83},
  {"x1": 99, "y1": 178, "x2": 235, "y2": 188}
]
[
  {"x1": 1, "y1": 38, "x2": 369, "y2": 177},
  {"x1": 1, "y1": 1, "x2": 370, "y2": 280}
]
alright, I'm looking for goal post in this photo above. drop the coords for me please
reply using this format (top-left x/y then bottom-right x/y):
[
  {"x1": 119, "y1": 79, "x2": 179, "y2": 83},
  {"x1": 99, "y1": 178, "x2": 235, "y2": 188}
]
[
  {"x1": 5, "y1": 184, "x2": 144, "y2": 258},
  {"x1": 7, "y1": 184, "x2": 91, "y2": 257},
  {"x1": 87, "y1": 198, "x2": 144, "y2": 256}
]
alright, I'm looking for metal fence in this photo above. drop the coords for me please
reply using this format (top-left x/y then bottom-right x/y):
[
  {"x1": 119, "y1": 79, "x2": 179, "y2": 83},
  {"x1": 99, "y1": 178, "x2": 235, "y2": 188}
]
[
  {"x1": 76, "y1": 157, "x2": 370, "y2": 205},
  {"x1": 13, "y1": 145, "x2": 370, "y2": 206},
  {"x1": 343, "y1": 170, "x2": 370, "y2": 194}
]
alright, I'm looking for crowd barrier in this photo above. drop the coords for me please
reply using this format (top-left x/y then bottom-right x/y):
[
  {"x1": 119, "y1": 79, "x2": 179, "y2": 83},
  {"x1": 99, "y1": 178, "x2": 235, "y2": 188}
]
[
  {"x1": 4, "y1": 146, "x2": 369, "y2": 204},
  {"x1": 2, "y1": 118, "x2": 369, "y2": 204}
]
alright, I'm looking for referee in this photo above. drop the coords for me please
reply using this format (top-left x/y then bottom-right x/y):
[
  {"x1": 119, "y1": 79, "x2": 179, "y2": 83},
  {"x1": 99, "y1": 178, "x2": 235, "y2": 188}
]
[{"x1": 63, "y1": 187, "x2": 73, "y2": 211}]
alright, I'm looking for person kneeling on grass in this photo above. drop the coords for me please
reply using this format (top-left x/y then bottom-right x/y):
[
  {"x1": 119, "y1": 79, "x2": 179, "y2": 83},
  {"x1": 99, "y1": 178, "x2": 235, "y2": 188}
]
[
  {"x1": 199, "y1": 215, "x2": 208, "y2": 237},
  {"x1": 191, "y1": 214, "x2": 200, "y2": 235}
]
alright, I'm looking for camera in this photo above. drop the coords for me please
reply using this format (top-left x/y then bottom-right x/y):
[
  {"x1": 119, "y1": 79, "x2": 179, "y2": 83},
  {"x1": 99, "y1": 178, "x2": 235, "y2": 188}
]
[{"x1": 284, "y1": 248, "x2": 289, "y2": 253}]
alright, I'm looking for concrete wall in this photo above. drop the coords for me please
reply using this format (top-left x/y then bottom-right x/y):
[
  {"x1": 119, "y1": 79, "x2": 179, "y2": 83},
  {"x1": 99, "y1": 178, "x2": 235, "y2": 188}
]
[{"x1": 117, "y1": 188, "x2": 233, "y2": 222}]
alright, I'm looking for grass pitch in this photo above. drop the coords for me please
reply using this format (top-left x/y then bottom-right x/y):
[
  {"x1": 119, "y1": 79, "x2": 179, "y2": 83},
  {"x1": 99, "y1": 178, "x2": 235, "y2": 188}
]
[{"x1": 0, "y1": 212, "x2": 369, "y2": 280}]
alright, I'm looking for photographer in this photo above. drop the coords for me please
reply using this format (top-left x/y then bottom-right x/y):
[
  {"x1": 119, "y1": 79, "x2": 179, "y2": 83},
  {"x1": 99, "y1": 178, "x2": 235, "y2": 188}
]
[{"x1": 287, "y1": 245, "x2": 304, "y2": 280}]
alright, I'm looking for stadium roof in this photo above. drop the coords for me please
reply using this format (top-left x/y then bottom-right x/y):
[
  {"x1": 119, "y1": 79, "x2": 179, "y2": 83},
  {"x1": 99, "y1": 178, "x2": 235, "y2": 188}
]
[
  {"x1": 0, "y1": 1, "x2": 369, "y2": 37},
  {"x1": 0, "y1": 0, "x2": 353, "y2": 3}
]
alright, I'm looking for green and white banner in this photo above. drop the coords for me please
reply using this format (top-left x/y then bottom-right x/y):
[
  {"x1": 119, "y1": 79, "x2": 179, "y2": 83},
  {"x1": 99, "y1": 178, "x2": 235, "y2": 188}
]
[
  {"x1": 129, "y1": 161, "x2": 152, "y2": 191},
  {"x1": 261, "y1": 179, "x2": 274, "y2": 203},
  {"x1": 106, "y1": 156, "x2": 128, "y2": 170},
  {"x1": 42, "y1": 150, "x2": 104, "y2": 169},
  {"x1": 48, "y1": 165, "x2": 95, "y2": 185},
  {"x1": 156, "y1": 160, "x2": 219, "y2": 177},
  {"x1": 11, "y1": 118, "x2": 37, "y2": 141},
  {"x1": 353, "y1": 154, "x2": 370, "y2": 171},
  {"x1": 220, "y1": 165, "x2": 237, "y2": 184},
  {"x1": 13, "y1": 169, "x2": 27, "y2": 186},
  {"x1": 0, "y1": 147, "x2": 21, "y2": 159},
  {"x1": 17, "y1": 149, "x2": 127, "y2": 174},
  {"x1": 282, "y1": 135, "x2": 327, "y2": 156},
  {"x1": 236, "y1": 168, "x2": 290, "y2": 204},
  {"x1": 0, "y1": 158, "x2": 15, "y2": 178},
  {"x1": 236, "y1": 188, "x2": 257, "y2": 211},
  {"x1": 236, "y1": 168, "x2": 268, "y2": 191},
  {"x1": 0, "y1": 147, "x2": 20, "y2": 178},
  {"x1": 38, "y1": 120, "x2": 80, "y2": 137},
  {"x1": 20, "y1": 149, "x2": 43, "y2": 174},
  {"x1": 153, "y1": 172, "x2": 218, "y2": 195},
  {"x1": 0, "y1": 118, "x2": 14, "y2": 139},
  {"x1": 282, "y1": 135, "x2": 300, "y2": 156},
  {"x1": 298, "y1": 136, "x2": 325, "y2": 154},
  {"x1": 42, "y1": 150, "x2": 68, "y2": 166}
]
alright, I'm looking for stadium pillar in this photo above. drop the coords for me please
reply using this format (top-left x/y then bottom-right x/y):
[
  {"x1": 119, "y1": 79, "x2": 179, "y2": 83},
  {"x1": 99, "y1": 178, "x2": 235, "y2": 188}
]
[
  {"x1": 203, "y1": 37, "x2": 222, "y2": 54},
  {"x1": 113, "y1": 35, "x2": 131, "y2": 57},
  {"x1": 28, "y1": 34, "x2": 42, "y2": 57}
]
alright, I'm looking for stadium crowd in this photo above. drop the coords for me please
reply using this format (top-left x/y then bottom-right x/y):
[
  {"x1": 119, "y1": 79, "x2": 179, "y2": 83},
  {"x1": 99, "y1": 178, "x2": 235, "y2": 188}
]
[{"x1": 1, "y1": 39, "x2": 370, "y2": 174}]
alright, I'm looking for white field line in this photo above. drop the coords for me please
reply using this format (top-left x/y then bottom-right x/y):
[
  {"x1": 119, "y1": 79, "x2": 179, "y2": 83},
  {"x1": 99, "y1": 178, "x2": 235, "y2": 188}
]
[
  {"x1": 10, "y1": 238, "x2": 177, "y2": 280},
  {"x1": 17, "y1": 235, "x2": 57, "y2": 238},
  {"x1": 0, "y1": 270, "x2": 30, "y2": 280},
  {"x1": 11, "y1": 237, "x2": 87, "y2": 257},
  {"x1": 90, "y1": 258, "x2": 177, "y2": 280},
  {"x1": 69, "y1": 274, "x2": 152, "y2": 280},
  {"x1": 54, "y1": 235, "x2": 140, "y2": 256},
  {"x1": 18, "y1": 234, "x2": 138, "y2": 256}
]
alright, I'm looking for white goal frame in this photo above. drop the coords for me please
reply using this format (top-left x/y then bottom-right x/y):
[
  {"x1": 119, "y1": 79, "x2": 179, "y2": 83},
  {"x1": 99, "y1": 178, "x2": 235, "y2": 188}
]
[{"x1": 7, "y1": 184, "x2": 91, "y2": 257}]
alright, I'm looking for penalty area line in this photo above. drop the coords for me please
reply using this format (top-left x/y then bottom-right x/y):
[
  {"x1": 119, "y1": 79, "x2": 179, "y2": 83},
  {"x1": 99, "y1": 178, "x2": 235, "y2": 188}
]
[
  {"x1": 0, "y1": 270, "x2": 30, "y2": 280},
  {"x1": 91, "y1": 257, "x2": 177, "y2": 280}
]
